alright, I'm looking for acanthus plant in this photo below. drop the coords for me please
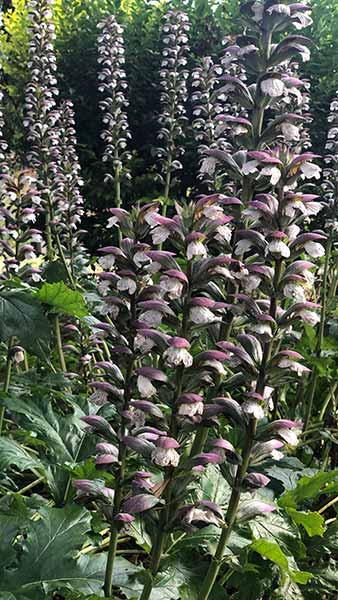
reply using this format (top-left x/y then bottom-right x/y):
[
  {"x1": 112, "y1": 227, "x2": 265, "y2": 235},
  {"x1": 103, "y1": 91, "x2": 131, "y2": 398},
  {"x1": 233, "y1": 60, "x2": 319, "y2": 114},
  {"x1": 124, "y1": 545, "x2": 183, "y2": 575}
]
[
  {"x1": 74, "y1": 2, "x2": 330, "y2": 600},
  {"x1": 97, "y1": 15, "x2": 132, "y2": 218},
  {"x1": 156, "y1": 10, "x2": 190, "y2": 205}
]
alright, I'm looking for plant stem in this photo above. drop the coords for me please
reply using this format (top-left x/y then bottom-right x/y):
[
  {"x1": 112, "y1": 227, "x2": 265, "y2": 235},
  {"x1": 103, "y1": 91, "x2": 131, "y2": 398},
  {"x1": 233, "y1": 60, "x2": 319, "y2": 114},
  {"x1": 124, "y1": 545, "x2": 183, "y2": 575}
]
[
  {"x1": 0, "y1": 339, "x2": 13, "y2": 436},
  {"x1": 54, "y1": 315, "x2": 67, "y2": 372},
  {"x1": 104, "y1": 322, "x2": 135, "y2": 597},
  {"x1": 197, "y1": 417, "x2": 257, "y2": 600}
]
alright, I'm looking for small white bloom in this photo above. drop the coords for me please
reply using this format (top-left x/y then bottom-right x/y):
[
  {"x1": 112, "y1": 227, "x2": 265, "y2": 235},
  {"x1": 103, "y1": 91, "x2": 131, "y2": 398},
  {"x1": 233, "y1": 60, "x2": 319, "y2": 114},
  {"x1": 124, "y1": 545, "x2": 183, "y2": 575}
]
[
  {"x1": 300, "y1": 162, "x2": 321, "y2": 179},
  {"x1": 203, "y1": 205, "x2": 223, "y2": 220},
  {"x1": 163, "y1": 346, "x2": 193, "y2": 367},
  {"x1": 215, "y1": 225, "x2": 232, "y2": 243},
  {"x1": 117, "y1": 277, "x2": 137, "y2": 295},
  {"x1": 242, "y1": 400, "x2": 265, "y2": 420},
  {"x1": 187, "y1": 240, "x2": 207, "y2": 260},
  {"x1": 304, "y1": 241, "x2": 324, "y2": 258},
  {"x1": 107, "y1": 216, "x2": 118, "y2": 228},
  {"x1": 135, "y1": 334, "x2": 155, "y2": 353},
  {"x1": 243, "y1": 275, "x2": 261, "y2": 293},
  {"x1": 235, "y1": 239, "x2": 253, "y2": 255},
  {"x1": 271, "y1": 449, "x2": 284, "y2": 461},
  {"x1": 137, "y1": 375, "x2": 156, "y2": 398},
  {"x1": 160, "y1": 276, "x2": 183, "y2": 299},
  {"x1": 99, "y1": 255, "x2": 115, "y2": 270},
  {"x1": 283, "y1": 283, "x2": 306, "y2": 302},
  {"x1": 299, "y1": 309, "x2": 320, "y2": 326},
  {"x1": 281, "y1": 122, "x2": 300, "y2": 141},
  {"x1": 260, "y1": 166, "x2": 281, "y2": 185},
  {"x1": 98, "y1": 280, "x2": 111, "y2": 296},
  {"x1": 140, "y1": 310, "x2": 163, "y2": 326},
  {"x1": 261, "y1": 78, "x2": 285, "y2": 97},
  {"x1": 267, "y1": 240, "x2": 290, "y2": 258},
  {"x1": 134, "y1": 251, "x2": 149, "y2": 268},
  {"x1": 151, "y1": 447, "x2": 180, "y2": 467},
  {"x1": 250, "y1": 322, "x2": 273, "y2": 338},
  {"x1": 190, "y1": 306, "x2": 220, "y2": 325},
  {"x1": 279, "y1": 359, "x2": 309, "y2": 376},
  {"x1": 178, "y1": 401, "x2": 204, "y2": 417},
  {"x1": 151, "y1": 226, "x2": 170, "y2": 245},
  {"x1": 13, "y1": 349, "x2": 25, "y2": 364},
  {"x1": 242, "y1": 160, "x2": 259, "y2": 175}
]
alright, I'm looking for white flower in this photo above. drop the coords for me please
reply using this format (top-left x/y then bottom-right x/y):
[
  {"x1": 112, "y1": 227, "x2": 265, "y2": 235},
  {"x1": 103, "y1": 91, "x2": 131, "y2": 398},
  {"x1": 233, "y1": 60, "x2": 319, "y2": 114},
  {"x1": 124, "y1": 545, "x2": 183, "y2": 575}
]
[
  {"x1": 190, "y1": 306, "x2": 220, "y2": 325},
  {"x1": 163, "y1": 346, "x2": 193, "y2": 367},
  {"x1": 251, "y1": 1, "x2": 264, "y2": 21},
  {"x1": 160, "y1": 276, "x2": 183, "y2": 299},
  {"x1": 304, "y1": 241, "x2": 324, "y2": 258},
  {"x1": 215, "y1": 225, "x2": 232, "y2": 243},
  {"x1": 278, "y1": 427, "x2": 301, "y2": 446},
  {"x1": 285, "y1": 224, "x2": 300, "y2": 242},
  {"x1": 98, "y1": 280, "x2": 111, "y2": 296},
  {"x1": 267, "y1": 240, "x2": 290, "y2": 258},
  {"x1": 243, "y1": 275, "x2": 261, "y2": 293},
  {"x1": 187, "y1": 240, "x2": 207, "y2": 260},
  {"x1": 117, "y1": 277, "x2": 137, "y2": 295},
  {"x1": 300, "y1": 162, "x2": 321, "y2": 179},
  {"x1": 178, "y1": 401, "x2": 204, "y2": 417},
  {"x1": 281, "y1": 122, "x2": 300, "y2": 141},
  {"x1": 271, "y1": 449, "x2": 284, "y2": 461},
  {"x1": 203, "y1": 205, "x2": 223, "y2": 220},
  {"x1": 283, "y1": 283, "x2": 306, "y2": 302},
  {"x1": 203, "y1": 359, "x2": 226, "y2": 375},
  {"x1": 235, "y1": 239, "x2": 253, "y2": 255},
  {"x1": 140, "y1": 310, "x2": 163, "y2": 327},
  {"x1": 279, "y1": 359, "x2": 309, "y2": 376},
  {"x1": 242, "y1": 160, "x2": 259, "y2": 175},
  {"x1": 134, "y1": 334, "x2": 155, "y2": 353},
  {"x1": 13, "y1": 349, "x2": 25, "y2": 364},
  {"x1": 251, "y1": 322, "x2": 273, "y2": 338},
  {"x1": 242, "y1": 400, "x2": 265, "y2": 420},
  {"x1": 99, "y1": 255, "x2": 115, "y2": 270},
  {"x1": 260, "y1": 166, "x2": 281, "y2": 185},
  {"x1": 261, "y1": 78, "x2": 285, "y2": 97},
  {"x1": 299, "y1": 309, "x2": 320, "y2": 326},
  {"x1": 151, "y1": 226, "x2": 170, "y2": 245},
  {"x1": 137, "y1": 375, "x2": 156, "y2": 398},
  {"x1": 107, "y1": 216, "x2": 118, "y2": 228},
  {"x1": 151, "y1": 447, "x2": 180, "y2": 467},
  {"x1": 134, "y1": 251, "x2": 149, "y2": 267}
]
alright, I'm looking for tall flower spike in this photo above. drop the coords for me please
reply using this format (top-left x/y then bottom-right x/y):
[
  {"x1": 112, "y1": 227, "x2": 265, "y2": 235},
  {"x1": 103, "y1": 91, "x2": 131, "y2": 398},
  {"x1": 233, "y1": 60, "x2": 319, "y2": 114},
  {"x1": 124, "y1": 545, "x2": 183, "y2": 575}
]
[
  {"x1": 191, "y1": 56, "x2": 230, "y2": 189},
  {"x1": 24, "y1": 0, "x2": 61, "y2": 260},
  {"x1": 157, "y1": 10, "x2": 190, "y2": 203},
  {"x1": 53, "y1": 100, "x2": 87, "y2": 279},
  {"x1": 0, "y1": 90, "x2": 9, "y2": 175},
  {"x1": 97, "y1": 15, "x2": 131, "y2": 211}
]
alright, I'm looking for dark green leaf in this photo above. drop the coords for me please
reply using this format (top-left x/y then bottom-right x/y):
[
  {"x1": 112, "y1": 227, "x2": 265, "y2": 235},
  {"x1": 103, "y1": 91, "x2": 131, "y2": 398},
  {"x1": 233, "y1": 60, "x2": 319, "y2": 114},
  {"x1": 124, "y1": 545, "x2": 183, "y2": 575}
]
[
  {"x1": 286, "y1": 509, "x2": 325, "y2": 537},
  {"x1": 36, "y1": 282, "x2": 88, "y2": 317}
]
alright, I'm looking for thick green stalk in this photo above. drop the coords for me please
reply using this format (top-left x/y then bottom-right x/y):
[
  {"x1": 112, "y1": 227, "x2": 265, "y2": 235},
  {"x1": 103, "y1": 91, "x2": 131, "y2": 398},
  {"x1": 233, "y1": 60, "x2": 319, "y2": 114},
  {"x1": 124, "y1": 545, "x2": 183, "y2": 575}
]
[
  {"x1": 54, "y1": 315, "x2": 67, "y2": 372},
  {"x1": 104, "y1": 299, "x2": 135, "y2": 596},
  {"x1": 0, "y1": 339, "x2": 13, "y2": 436}
]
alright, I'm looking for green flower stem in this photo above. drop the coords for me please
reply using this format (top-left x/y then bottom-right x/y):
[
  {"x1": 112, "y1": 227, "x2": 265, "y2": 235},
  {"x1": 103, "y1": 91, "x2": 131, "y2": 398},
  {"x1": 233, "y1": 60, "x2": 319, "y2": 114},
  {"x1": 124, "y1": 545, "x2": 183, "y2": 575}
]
[
  {"x1": 318, "y1": 382, "x2": 338, "y2": 422},
  {"x1": 55, "y1": 315, "x2": 67, "y2": 372},
  {"x1": 104, "y1": 296, "x2": 136, "y2": 597},
  {"x1": 303, "y1": 233, "x2": 333, "y2": 432},
  {"x1": 198, "y1": 259, "x2": 282, "y2": 600},
  {"x1": 0, "y1": 338, "x2": 13, "y2": 436},
  {"x1": 197, "y1": 417, "x2": 257, "y2": 600}
]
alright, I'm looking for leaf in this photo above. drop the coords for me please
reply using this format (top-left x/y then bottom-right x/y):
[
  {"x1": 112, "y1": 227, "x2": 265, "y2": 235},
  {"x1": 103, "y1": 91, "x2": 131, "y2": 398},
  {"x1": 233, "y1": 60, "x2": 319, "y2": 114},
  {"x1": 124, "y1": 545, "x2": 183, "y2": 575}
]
[
  {"x1": 279, "y1": 470, "x2": 338, "y2": 508},
  {"x1": 1, "y1": 393, "x2": 91, "y2": 503},
  {"x1": 0, "y1": 437, "x2": 45, "y2": 475},
  {"x1": 43, "y1": 259, "x2": 70, "y2": 283},
  {"x1": 0, "y1": 505, "x2": 109, "y2": 599},
  {"x1": 36, "y1": 281, "x2": 88, "y2": 317},
  {"x1": 0, "y1": 288, "x2": 50, "y2": 357},
  {"x1": 286, "y1": 509, "x2": 325, "y2": 537},
  {"x1": 250, "y1": 539, "x2": 311, "y2": 585}
]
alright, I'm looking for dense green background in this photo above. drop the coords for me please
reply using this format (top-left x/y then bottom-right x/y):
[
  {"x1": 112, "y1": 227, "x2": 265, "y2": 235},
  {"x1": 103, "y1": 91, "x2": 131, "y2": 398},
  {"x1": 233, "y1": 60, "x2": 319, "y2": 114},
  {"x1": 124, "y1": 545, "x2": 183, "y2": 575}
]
[{"x1": 0, "y1": 0, "x2": 337, "y2": 248}]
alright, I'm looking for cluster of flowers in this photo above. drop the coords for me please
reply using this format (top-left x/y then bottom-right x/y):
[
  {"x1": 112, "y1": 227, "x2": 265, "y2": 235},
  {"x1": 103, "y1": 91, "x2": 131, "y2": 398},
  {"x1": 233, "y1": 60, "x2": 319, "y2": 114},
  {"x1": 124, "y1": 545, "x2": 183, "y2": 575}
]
[
  {"x1": 74, "y1": 3, "x2": 328, "y2": 600},
  {"x1": 156, "y1": 10, "x2": 190, "y2": 196},
  {"x1": 97, "y1": 15, "x2": 132, "y2": 190}
]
